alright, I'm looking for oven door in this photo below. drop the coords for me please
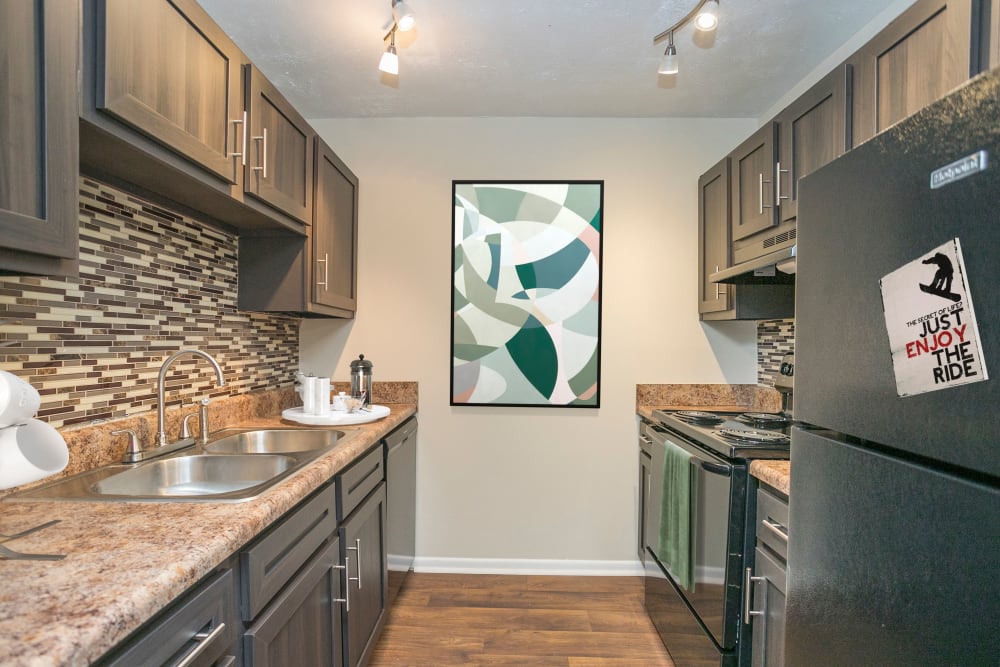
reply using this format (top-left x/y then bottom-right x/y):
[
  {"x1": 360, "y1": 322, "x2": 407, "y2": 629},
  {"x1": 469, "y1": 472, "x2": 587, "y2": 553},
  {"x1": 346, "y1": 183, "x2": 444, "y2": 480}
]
[{"x1": 645, "y1": 423, "x2": 746, "y2": 651}]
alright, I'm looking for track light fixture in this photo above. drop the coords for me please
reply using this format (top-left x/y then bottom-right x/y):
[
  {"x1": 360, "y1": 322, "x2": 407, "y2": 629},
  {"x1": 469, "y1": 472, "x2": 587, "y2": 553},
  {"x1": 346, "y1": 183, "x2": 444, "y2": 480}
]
[
  {"x1": 378, "y1": 1, "x2": 416, "y2": 77},
  {"x1": 392, "y1": 0, "x2": 416, "y2": 32},
  {"x1": 658, "y1": 31, "x2": 678, "y2": 75},
  {"x1": 653, "y1": 0, "x2": 720, "y2": 76},
  {"x1": 379, "y1": 26, "x2": 399, "y2": 75}
]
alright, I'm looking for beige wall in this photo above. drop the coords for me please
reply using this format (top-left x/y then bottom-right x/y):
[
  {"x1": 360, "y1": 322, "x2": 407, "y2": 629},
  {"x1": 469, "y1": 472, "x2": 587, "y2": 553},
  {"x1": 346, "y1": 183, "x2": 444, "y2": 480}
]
[{"x1": 302, "y1": 117, "x2": 756, "y2": 571}]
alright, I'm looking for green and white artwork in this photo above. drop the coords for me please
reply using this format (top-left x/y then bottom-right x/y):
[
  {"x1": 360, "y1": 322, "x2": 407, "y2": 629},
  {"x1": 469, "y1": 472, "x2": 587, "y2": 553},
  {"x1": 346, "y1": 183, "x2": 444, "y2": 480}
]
[{"x1": 451, "y1": 181, "x2": 603, "y2": 407}]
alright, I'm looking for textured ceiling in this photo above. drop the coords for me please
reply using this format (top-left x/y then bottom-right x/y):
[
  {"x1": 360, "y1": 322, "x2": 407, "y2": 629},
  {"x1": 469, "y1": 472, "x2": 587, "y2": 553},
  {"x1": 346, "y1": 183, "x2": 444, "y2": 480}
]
[{"x1": 198, "y1": 0, "x2": 903, "y2": 119}]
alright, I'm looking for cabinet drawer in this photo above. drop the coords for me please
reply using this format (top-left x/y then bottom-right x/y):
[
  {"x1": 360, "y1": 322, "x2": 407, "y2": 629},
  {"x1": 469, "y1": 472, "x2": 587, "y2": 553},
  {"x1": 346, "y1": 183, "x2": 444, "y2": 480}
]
[
  {"x1": 756, "y1": 487, "x2": 789, "y2": 560},
  {"x1": 242, "y1": 483, "x2": 337, "y2": 621},
  {"x1": 337, "y1": 444, "x2": 384, "y2": 521},
  {"x1": 100, "y1": 569, "x2": 235, "y2": 667}
]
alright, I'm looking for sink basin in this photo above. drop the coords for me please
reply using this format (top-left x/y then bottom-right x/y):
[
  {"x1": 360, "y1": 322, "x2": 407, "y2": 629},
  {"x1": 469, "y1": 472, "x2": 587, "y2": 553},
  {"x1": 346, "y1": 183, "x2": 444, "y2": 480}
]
[
  {"x1": 204, "y1": 429, "x2": 344, "y2": 455},
  {"x1": 6, "y1": 427, "x2": 348, "y2": 502},
  {"x1": 94, "y1": 455, "x2": 295, "y2": 497}
]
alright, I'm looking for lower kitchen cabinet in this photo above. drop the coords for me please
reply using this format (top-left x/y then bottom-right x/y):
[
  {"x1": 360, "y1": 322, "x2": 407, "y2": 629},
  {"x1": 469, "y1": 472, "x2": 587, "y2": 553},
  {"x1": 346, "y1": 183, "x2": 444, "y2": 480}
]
[
  {"x1": 340, "y1": 484, "x2": 388, "y2": 667},
  {"x1": 747, "y1": 485, "x2": 789, "y2": 667},
  {"x1": 244, "y1": 537, "x2": 344, "y2": 667},
  {"x1": 97, "y1": 566, "x2": 238, "y2": 667}
]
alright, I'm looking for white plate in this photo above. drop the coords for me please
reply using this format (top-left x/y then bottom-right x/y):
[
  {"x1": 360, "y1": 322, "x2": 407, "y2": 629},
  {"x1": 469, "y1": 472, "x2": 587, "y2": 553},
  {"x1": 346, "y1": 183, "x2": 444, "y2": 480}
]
[{"x1": 281, "y1": 405, "x2": 391, "y2": 425}]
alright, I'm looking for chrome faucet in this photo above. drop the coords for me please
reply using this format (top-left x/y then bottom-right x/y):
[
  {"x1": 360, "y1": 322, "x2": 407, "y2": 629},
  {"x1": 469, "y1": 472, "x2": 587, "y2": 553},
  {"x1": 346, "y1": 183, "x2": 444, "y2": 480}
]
[{"x1": 156, "y1": 349, "x2": 226, "y2": 448}]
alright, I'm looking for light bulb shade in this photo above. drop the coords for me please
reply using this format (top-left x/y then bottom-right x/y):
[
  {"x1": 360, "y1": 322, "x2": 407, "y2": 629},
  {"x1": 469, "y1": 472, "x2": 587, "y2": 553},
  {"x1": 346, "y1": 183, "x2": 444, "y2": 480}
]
[
  {"x1": 379, "y1": 46, "x2": 399, "y2": 75},
  {"x1": 392, "y1": 0, "x2": 416, "y2": 31},
  {"x1": 695, "y1": 0, "x2": 719, "y2": 31},
  {"x1": 658, "y1": 47, "x2": 678, "y2": 75}
]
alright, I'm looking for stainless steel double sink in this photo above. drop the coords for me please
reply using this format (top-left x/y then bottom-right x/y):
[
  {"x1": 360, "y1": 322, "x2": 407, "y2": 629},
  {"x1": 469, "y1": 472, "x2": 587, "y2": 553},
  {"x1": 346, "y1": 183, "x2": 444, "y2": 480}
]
[{"x1": 12, "y1": 429, "x2": 345, "y2": 503}]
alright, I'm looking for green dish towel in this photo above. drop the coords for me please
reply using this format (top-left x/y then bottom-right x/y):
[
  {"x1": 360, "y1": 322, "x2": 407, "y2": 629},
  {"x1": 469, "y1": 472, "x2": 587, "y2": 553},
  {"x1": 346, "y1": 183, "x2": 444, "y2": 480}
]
[{"x1": 657, "y1": 437, "x2": 697, "y2": 592}]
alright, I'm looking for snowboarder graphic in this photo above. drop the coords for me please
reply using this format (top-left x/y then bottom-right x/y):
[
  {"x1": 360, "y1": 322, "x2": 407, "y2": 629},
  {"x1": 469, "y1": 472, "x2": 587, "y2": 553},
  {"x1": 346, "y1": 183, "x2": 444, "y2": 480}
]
[{"x1": 919, "y1": 252, "x2": 961, "y2": 302}]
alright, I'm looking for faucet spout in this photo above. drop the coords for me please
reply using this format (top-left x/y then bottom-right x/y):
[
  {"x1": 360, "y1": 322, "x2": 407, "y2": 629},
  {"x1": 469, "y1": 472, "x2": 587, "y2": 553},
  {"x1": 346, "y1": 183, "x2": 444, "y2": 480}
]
[{"x1": 156, "y1": 349, "x2": 226, "y2": 447}]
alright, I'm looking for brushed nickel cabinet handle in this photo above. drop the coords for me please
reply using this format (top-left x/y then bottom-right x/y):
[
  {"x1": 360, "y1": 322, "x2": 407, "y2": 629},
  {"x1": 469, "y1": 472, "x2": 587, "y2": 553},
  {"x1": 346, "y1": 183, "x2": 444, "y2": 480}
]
[
  {"x1": 230, "y1": 111, "x2": 247, "y2": 165},
  {"x1": 759, "y1": 173, "x2": 773, "y2": 214},
  {"x1": 176, "y1": 622, "x2": 226, "y2": 667},
  {"x1": 347, "y1": 538, "x2": 363, "y2": 589},
  {"x1": 776, "y1": 161, "x2": 789, "y2": 202},
  {"x1": 252, "y1": 127, "x2": 268, "y2": 179},
  {"x1": 744, "y1": 567, "x2": 766, "y2": 624},
  {"x1": 335, "y1": 558, "x2": 351, "y2": 612},
  {"x1": 316, "y1": 254, "x2": 329, "y2": 289}
]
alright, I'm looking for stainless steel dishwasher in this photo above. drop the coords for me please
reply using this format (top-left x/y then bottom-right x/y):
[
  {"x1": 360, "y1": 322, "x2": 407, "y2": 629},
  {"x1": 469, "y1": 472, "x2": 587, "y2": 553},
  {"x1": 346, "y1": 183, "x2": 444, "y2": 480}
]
[{"x1": 385, "y1": 416, "x2": 417, "y2": 605}]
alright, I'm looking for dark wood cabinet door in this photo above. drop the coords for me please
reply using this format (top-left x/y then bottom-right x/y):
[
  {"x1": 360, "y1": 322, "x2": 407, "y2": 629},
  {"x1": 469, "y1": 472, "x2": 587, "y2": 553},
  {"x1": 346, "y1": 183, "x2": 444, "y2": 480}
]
[
  {"x1": 698, "y1": 157, "x2": 732, "y2": 316},
  {"x1": 313, "y1": 139, "x2": 359, "y2": 313},
  {"x1": 751, "y1": 546, "x2": 787, "y2": 667},
  {"x1": 340, "y1": 485, "x2": 387, "y2": 667},
  {"x1": 777, "y1": 65, "x2": 852, "y2": 223},
  {"x1": 96, "y1": 0, "x2": 244, "y2": 185},
  {"x1": 244, "y1": 537, "x2": 344, "y2": 667},
  {"x1": 0, "y1": 0, "x2": 79, "y2": 274},
  {"x1": 850, "y1": 0, "x2": 984, "y2": 147},
  {"x1": 730, "y1": 123, "x2": 778, "y2": 242},
  {"x1": 245, "y1": 66, "x2": 315, "y2": 224}
]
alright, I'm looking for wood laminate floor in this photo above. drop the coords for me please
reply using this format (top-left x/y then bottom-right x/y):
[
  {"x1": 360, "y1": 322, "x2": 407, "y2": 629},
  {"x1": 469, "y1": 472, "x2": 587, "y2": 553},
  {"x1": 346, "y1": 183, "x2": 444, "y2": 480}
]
[{"x1": 369, "y1": 573, "x2": 675, "y2": 666}]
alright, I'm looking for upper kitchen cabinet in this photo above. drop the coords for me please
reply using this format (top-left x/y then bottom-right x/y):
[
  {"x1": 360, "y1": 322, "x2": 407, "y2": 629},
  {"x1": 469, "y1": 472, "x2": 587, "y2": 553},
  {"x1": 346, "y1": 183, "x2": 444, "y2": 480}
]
[
  {"x1": 776, "y1": 65, "x2": 852, "y2": 223},
  {"x1": 244, "y1": 65, "x2": 315, "y2": 225},
  {"x1": 239, "y1": 137, "x2": 358, "y2": 318},
  {"x1": 0, "y1": 1, "x2": 79, "y2": 276},
  {"x1": 79, "y1": 0, "x2": 306, "y2": 234},
  {"x1": 312, "y1": 139, "x2": 359, "y2": 314},
  {"x1": 849, "y1": 0, "x2": 988, "y2": 147},
  {"x1": 95, "y1": 0, "x2": 242, "y2": 184},
  {"x1": 698, "y1": 157, "x2": 732, "y2": 317},
  {"x1": 699, "y1": 157, "x2": 794, "y2": 321},
  {"x1": 729, "y1": 122, "x2": 778, "y2": 244}
]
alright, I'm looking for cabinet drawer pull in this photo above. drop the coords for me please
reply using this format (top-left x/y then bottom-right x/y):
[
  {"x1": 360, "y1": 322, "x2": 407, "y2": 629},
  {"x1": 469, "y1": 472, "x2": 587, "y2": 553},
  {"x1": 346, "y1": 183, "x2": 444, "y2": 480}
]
[
  {"x1": 335, "y1": 557, "x2": 351, "y2": 612},
  {"x1": 761, "y1": 517, "x2": 788, "y2": 543},
  {"x1": 347, "y1": 538, "x2": 363, "y2": 589},
  {"x1": 714, "y1": 265, "x2": 721, "y2": 299},
  {"x1": 252, "y1": 127, "x2": 268, "y2": 179},
  {"x1": 230, "y1": 111, "x2": 247, "y2": 165},
  {"x1": 743, "y1": 567, "x2": 766, "y2": 625},
  {"x1": 175, "y1": 622, "x2": 226, "y2": 667}
]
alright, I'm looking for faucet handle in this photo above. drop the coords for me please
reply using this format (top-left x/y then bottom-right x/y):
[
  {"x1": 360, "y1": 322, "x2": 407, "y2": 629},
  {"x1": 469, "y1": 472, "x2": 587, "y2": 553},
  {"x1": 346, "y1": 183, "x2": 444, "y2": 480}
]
[
  {"x1": 180, "y1": 412, "x2": 199, "y2": 439},
  {"x1": 112, "y1": 429, "x2": 142, "y2": 463}
]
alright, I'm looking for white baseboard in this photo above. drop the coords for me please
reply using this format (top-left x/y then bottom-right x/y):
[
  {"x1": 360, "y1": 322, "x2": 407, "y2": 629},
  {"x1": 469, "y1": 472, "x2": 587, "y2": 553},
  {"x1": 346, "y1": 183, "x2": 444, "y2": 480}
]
[{"x1": 412, "y1": 557, "x2": 644, "y2": 576}]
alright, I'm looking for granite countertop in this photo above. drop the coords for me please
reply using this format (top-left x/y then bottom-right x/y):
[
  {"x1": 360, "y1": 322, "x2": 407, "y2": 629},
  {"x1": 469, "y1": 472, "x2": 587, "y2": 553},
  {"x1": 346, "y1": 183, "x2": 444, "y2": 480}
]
[{"x1": 0, "y1": 405, "x2": 416, "y2": 667}]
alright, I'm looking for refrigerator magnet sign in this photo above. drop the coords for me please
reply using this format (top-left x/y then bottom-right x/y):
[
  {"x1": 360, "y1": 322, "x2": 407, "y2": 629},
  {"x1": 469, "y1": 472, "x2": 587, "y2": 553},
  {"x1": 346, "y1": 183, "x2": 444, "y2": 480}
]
[{"x1": 879, "y1": 238, "x2": 988, "y2": 397}]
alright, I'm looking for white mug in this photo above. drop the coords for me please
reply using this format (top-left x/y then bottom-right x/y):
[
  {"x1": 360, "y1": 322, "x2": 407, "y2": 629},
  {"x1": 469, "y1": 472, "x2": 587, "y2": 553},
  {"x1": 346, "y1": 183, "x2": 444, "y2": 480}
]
[
  {"x1": 0, "y1": 370, "x2": 41, "y2": 429},
  {"x1": 0, "y1": 419, "x2": 69, "y2": 490}
]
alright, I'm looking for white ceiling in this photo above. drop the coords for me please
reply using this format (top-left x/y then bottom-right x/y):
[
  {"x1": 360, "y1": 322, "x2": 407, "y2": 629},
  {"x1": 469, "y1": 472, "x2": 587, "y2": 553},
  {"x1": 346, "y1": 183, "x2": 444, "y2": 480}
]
[{"x1": 198, "y1": 0, "x2": 901, "y2": 119}]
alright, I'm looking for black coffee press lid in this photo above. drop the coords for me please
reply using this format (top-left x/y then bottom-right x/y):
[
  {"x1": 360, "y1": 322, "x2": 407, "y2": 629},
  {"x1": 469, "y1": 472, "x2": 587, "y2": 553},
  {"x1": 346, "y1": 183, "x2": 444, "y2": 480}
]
[{"x1": 350, "y1": 354, "x2": 373, "y2": 371}]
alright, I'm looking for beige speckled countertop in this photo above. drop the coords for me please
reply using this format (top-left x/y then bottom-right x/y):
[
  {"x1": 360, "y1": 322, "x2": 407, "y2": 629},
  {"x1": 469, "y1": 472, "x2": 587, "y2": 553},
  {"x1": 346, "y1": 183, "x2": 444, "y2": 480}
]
[{"x1": 0, "y1": 405, "x2": 415, "y2": 667}]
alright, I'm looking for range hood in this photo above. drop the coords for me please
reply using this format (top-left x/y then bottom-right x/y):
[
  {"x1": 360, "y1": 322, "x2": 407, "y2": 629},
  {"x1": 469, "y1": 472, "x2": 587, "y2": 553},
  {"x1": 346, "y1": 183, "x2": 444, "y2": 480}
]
[{"x1": 710, "y1": 245, "x2": 797, "y2": 284}]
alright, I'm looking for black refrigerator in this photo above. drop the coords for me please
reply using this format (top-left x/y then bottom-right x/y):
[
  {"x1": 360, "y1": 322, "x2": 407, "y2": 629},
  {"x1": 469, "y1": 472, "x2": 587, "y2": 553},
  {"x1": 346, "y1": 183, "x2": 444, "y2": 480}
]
[{"x1": 789, "y1": 68, "x2": 1000, "y2": 664}]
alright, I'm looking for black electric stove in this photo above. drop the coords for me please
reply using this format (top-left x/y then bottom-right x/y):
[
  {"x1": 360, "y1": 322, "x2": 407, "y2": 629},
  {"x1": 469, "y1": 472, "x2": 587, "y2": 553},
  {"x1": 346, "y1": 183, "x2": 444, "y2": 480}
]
[{"x1": 651, "y1": 409, "x2": 793, "y2": 460}]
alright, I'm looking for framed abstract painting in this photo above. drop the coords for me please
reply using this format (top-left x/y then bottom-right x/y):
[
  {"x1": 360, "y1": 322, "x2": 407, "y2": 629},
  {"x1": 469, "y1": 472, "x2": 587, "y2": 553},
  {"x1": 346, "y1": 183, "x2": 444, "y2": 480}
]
[{"x1": 451, "y1": 181, "x2": 603, "y2": 407}]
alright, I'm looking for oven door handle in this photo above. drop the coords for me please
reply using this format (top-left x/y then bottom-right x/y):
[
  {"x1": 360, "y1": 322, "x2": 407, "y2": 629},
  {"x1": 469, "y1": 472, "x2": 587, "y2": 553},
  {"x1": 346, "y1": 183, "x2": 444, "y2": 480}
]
[{"x1": 698, "y1": 460, "x2": 732, "y2": 477}]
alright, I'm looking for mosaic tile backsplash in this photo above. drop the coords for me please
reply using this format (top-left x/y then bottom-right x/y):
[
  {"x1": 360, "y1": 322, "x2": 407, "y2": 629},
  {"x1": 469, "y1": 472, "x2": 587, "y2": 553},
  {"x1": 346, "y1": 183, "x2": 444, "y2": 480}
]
[
  {"x1": 0, "y1": 178, "x2": 300, "y2": 429},
  {"x1": 757, "y1": 318, "x2": 795, "y2": 386}
]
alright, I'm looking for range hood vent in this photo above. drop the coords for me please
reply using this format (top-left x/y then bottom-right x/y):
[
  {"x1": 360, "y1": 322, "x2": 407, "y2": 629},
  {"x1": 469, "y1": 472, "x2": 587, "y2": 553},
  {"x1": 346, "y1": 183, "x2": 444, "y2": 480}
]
[{"x1": 710, "y1": 245, "x2": 797, "y2": 284}]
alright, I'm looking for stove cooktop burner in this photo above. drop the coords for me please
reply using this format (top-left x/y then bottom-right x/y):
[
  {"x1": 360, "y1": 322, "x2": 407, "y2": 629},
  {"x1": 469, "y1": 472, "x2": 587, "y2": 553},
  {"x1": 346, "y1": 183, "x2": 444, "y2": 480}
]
[
  {"x1": 673, "y1": 410, "x2": 724, "y2": 424},
  {"x1": 716, "y1": 428, "x2": 790, "y2": 445},
  {"x1": 737, "y1": 412, "x2": 790, "y2": 425}
]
